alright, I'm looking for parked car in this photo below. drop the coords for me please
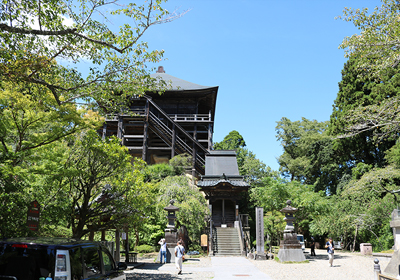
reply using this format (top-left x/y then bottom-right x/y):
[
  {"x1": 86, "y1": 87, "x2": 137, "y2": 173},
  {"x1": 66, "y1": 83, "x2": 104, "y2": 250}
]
[
  {"x1": 0, "y1": 237, "x2": 127, "y2": 280},
  {"x1": 333, "y1": 240, "x2": 344, "y2": 250},
  {"x1": 297, "y1": 234, "x2": 305, "y2": 251}
]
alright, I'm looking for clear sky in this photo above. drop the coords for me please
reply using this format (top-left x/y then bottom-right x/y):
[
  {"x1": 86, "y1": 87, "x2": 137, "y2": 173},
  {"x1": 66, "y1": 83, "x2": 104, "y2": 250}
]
[{"x1": 138, "y1": 0, "x2": 382, "y2": 171}]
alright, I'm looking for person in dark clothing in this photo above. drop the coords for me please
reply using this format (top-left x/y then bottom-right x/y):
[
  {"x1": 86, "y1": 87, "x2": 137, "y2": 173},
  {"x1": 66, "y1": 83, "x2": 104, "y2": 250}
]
[{"x1": 310, "y1": 237, "x2": 316, "y2": 256}]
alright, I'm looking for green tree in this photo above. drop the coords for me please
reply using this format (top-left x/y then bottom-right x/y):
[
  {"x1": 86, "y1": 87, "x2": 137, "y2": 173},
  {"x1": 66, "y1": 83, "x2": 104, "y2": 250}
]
[
  {"x1": 29, "y1": 130, "x2": 151, "y2": 239},
  {"x1": 329, "y1": 56, "x2": 400, "y2": 152},
  {"x1": 276, "y1": 117, "x2": 342, "y2": 193},
  {"x1": 250, "y1": 176, "x2": 328, "y2": 241},
  {"x1": 214, "y1": 130, "x2": 270, "y2": 186},
  {"x1": 0, "y1": 0, "x2": 182, "y2": 114},
  {"x1": 338, "y1": 0, "x2": 400, "y2": 77},
  {"x1": 155, "y1": 175, "x2": 209, "y2": 247}
]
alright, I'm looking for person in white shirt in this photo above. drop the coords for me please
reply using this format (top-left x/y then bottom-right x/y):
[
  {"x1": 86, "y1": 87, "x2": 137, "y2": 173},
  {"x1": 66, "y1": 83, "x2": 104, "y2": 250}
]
[
  {"x1": 158, "y1": 238, "x2": 167, "y2": 264},
  {"x1": 174, "y1": 240, "x2": 185, "y2": 274},
  {"x1": 325, "y1": 237, "x2": 335, "y2": 267}
]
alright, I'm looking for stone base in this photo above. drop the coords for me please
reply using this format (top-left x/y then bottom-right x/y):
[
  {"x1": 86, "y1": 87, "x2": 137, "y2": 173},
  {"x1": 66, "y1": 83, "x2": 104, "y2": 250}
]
[
  {"x1": 255, "y1": 253, "x2": 267, "y2": 260},
  {"x1": 156, "y1": 247, "x2": 175, "y2": 263},
  {"x1": 384, "y1": 249, "x2": 400, "y2": 278},
  {"x1": 277, "y1": 248, "x2": 306, "y2": 262}
]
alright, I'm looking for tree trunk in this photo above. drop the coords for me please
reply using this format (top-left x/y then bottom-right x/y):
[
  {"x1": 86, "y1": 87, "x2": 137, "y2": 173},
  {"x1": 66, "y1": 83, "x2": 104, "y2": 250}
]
[{"x1": 352, "y1": 225, "x2": 358, "y2": 252}]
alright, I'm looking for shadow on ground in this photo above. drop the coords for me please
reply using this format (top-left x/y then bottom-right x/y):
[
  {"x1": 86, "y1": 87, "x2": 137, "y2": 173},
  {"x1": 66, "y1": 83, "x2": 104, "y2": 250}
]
[{"x1": 306, "y1": 253, "x2": 349, "y2": 261}]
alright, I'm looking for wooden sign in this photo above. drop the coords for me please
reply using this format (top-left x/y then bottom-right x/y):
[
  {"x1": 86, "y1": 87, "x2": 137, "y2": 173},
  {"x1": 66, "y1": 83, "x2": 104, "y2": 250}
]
[
  {"x1": 27, "y1": 200, "x2": 40, "y2": 231},
  {"x1": 201, "y1": 234, "x2": 208, "y2": 247}
]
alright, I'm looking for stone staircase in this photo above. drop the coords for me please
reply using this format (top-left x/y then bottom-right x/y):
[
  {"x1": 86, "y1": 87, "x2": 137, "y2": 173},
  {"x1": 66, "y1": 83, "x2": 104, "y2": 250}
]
[{"x1": 214, "y1": 227, "x2": 242, "y2": 256}]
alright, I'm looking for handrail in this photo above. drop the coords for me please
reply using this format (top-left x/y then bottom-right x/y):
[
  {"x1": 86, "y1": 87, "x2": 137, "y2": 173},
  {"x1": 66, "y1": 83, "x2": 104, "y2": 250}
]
[
  {"x1": 149, "y1": 111, "x2": 193, "y2": 154},
  {"x1": 148, "y1": 111, "x2": 206, "y2": 171},
  {"x1": 169, "y1": 114, "x2": 211, "y2": 122},
  {"x1": 144, "y1": 96, "x2": 209, "y2": 155},
  {"x1": 238, "y1": 215, "x2": 246, "y2": 256},
  {"x1": 239, "y1": 214, "x2": 250, "y2": 255}
]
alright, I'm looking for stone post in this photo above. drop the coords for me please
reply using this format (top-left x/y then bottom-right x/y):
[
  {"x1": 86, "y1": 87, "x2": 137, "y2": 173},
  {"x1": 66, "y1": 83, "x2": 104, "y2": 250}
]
[
  {"x1": 277, "y1": 200, "x2": 305, "y2": 262},
  {"x1": 374, "y1": 259, "x2": 381, "y2": 280}
]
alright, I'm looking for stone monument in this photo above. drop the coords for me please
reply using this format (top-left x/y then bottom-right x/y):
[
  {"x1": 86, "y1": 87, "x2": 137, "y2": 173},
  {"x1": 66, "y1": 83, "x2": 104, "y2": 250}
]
[
  {"x1": 157, "y1": 200, "x2": 179, "y2": 263},
  {"x1": 277, "y1": 200, "x2": 305, "y2": 262},
  {"x1": 255, "y1": 207, "x2": 267, "y2": 260}
]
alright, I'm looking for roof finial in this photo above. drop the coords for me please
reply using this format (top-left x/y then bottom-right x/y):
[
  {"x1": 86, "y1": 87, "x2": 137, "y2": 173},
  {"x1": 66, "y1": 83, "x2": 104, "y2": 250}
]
[{"x1": 156, "y1": 66, "x2": 165, "y2": 73}]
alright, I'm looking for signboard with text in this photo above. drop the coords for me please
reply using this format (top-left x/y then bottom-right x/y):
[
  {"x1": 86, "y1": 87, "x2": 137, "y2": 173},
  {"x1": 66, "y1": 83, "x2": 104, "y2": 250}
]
[
  {"x1": 255, "y1": 207, "x2": 264, "y2": 254},
  {"x1": 27, "y1": 200, "x2": 40, "y2": 231}
]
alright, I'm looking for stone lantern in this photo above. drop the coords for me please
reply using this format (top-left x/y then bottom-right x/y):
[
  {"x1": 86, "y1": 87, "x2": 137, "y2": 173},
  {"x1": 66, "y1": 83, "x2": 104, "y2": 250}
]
[
  {"x1": 277, "y1": 200, "x2": 305, "y2": 262},
  {"x1": 164, "y1": 199, "x2": 179, "y2": 230},
  {"x1": 156, "y1": 199, "x2": 180, "y2": 263}
]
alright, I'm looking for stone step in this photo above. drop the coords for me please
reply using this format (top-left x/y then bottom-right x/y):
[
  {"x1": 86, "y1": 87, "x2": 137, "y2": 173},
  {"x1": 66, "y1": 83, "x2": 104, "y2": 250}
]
[{"x1": 214, "y1": 227, "x2": 242, "y2": 256}]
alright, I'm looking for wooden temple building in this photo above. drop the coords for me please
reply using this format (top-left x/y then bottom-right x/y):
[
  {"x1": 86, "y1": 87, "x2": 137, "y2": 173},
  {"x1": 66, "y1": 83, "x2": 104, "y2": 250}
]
[
  {"x1": 197, "y1": 151, "x2": 250, "y2": 227},
  {"x1": 100, "y1": 66, "x2": 249, "y2": 230},
  {"x1": 100, "y1": 66, "x2": 217, "y2": 176}
]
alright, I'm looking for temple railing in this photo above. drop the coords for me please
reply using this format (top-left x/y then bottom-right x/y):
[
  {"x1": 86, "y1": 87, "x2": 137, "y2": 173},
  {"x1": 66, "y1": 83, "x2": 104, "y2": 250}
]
[{"x1": 239, "y1": 214, "x2": 250, "y2": 256}]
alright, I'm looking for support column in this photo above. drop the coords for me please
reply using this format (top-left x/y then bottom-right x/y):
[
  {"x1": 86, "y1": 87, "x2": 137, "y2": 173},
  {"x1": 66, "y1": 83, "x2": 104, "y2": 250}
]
[
  {"x1": 102, "y1": 123, "x2": 107, "y2": 140},
  {"x1": 117, "y1": 116, "x2": 123, "y2": 139},
  {"x1": 142, "y1": 99, "x2": 149, "y2": 163},
  {"x1": 171, "y1": 124, "x2": 176, "y2": 158},
  {"x1": 115, "y1": 229, "x2": 120, "y2": 262},
  {"x1": 124, "y1": 228, "x2": 129, "y2": 264},
  {"x1": 208, "y1": 111, "x2": 213, "y2": 150},
  {"x1": 192, "y1": 123, "x2": 198, "y2": 178},
  {"x1": 222, "y1": 199, "x2": 225, "y2": 225}
]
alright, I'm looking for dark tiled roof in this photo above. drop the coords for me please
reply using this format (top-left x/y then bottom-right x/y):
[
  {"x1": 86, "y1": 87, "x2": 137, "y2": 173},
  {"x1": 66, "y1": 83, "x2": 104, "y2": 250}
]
[
  {"x1": 150, "y1": 72, "x2": 214, "y2": 91},
  {"x1": 204, "y1": 150, "x2": 240, "y2": 175}
]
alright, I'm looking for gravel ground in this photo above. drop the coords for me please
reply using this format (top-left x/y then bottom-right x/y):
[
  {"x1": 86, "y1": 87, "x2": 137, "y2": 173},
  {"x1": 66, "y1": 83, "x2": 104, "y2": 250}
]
[
  {"x1": 124, "y1": 249, "x2": 391, "y2": 280},
  {"x1": 251, "y1": 249, "x2": 390, "y2": 280}
]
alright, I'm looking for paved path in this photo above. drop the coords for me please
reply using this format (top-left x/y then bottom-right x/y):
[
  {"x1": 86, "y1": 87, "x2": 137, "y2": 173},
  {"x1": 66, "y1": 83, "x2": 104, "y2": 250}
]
[
  {"x1": 211, "y1": 257, "x2": 273, "y2": 279},
  {"x1": 125, "y1": 256, "x2": 271, "y2": 279}
]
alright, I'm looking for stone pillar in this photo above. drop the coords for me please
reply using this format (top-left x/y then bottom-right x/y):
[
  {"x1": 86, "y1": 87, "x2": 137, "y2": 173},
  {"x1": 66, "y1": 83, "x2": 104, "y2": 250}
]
[
  {"x1": 255, "y1": 207, "x2": 267, "y2": 260},
  {"x1": 277, "y1": 200, "x2": 305, "y2": 262}
]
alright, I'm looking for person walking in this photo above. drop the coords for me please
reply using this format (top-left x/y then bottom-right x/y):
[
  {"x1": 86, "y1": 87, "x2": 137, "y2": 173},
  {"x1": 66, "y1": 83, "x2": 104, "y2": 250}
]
[
  {"x1": 174, "y1": 240, "x2": 185, "y2": 275},
  {"x1": 158, "y1": 238, "x2": 167, "y2": 264},
  {"x1": 310, "y1": 237, "x2": 316, "y2": 256},
  {"x1": 325, "y1": 237, "x2": 335, "y2": 267}
]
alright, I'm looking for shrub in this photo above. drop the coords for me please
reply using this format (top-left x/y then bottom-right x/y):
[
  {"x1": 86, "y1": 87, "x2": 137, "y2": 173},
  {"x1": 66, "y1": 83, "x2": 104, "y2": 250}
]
[{"x1": 135, "y1": 244, "x2": 154, "y2": 253}]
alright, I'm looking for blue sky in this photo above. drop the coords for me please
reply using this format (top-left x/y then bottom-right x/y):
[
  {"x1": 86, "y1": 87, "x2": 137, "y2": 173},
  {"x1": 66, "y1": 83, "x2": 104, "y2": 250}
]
[{"x1": 139, "y1": 0, "x2": 382, "y2": 171}]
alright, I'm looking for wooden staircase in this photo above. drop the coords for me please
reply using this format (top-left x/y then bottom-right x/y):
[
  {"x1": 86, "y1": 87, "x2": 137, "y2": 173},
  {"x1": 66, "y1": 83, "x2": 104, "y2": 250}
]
[{"x1": 214, "y1": 227, "x2": 242, "y2": 256}]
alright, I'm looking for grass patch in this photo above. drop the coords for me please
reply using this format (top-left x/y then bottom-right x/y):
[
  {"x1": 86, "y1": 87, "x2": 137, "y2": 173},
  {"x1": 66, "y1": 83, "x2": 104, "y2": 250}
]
[
  {"x1": 274, "y1": 256, "x2": 309, "y2": 264},
  {"x1": 379, "y1": 249, "x2": 394, "y2": 254}
]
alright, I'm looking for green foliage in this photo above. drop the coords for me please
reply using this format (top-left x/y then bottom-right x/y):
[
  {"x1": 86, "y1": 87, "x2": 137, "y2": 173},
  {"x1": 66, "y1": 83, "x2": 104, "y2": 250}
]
[
  {"x1": 135, "y1": 244, "x2": 154, "y2": 253},
  {"x1": 213, "y1": 130, "x2": 246, "y2": 150},
  {"x1": 144, "y1": 163, "x2": 175, "y2": 182},
  {"x1": 156, "y1": 176, "x2": 209, "y2": 245},
  {"x1": 276, "y1": 117, "x2": 342, "y2": 193},
  {"x1": 329, "y1": 56, "x2": 399, "y2": 151},
  {"x1": 250, "y1": 176, "x2": 329, "y2": 239},
  {"x1": 169, "y1": 153, "x2": 192, "y2": 175},
  {"x1": 0, "y1": 0, "x2": 178, "y2": 115},
  {"x1": 338, "y1": 0, "x2": 400, "y2": 77},
  {"x1": 352, "y1": 163, "x2": 373, "y2": 180}
]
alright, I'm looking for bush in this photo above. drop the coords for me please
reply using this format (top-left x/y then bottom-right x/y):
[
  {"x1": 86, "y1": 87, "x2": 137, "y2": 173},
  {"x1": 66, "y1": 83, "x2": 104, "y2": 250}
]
[{"x1": 135, "y1": 244, "x2": 154, "y2": 253}]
